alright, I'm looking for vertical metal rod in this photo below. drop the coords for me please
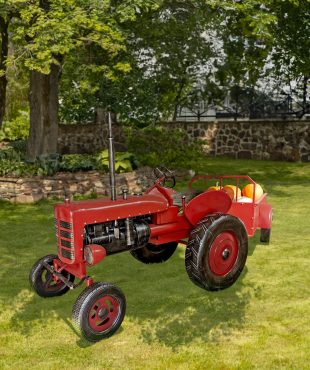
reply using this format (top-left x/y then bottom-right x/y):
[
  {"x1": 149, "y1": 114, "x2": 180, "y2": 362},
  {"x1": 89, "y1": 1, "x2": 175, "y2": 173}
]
[{"x1": 108, "y1": 112, "x2": 116, "y2": 201}]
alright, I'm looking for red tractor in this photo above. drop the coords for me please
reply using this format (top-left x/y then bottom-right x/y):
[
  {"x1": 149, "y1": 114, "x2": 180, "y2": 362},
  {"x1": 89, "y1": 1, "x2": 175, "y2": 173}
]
[{"x1": 29, "y1": 116, "x2": 273, "y2": 342}]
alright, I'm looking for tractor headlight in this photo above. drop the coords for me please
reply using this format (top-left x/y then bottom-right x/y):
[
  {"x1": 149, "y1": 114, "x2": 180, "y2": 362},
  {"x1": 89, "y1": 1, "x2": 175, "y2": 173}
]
[{"x1": 84, "y1": 244, "x2": 106, "y2": 266}]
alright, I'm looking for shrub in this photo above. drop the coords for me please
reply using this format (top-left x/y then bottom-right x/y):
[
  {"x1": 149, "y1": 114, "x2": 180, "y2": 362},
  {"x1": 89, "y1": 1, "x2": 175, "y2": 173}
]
[
  {"x1": 36, "y1": 154, "x2": 61, "y2": 176},
  {"x1": 126, "y1": 126, "x2": 206, "y2": 169},
  {"x1": 97, "y1": 150, "x2": 138, "y2": 173},
  {"x1": 0, "y1": 146, "x2": 21, "y2": 161},
  {"x1": 0, "y1": 110, "x2": 30, "y2": 141},
  {"x1": 9, "y1": 140, "x2": 27, "y2": 156},
  {"x1": 59, "y1": 154, "x2": 98, "y2": 172},
  {"x1": 0, "y1": 159, "x2": 40, "y2": 177}
]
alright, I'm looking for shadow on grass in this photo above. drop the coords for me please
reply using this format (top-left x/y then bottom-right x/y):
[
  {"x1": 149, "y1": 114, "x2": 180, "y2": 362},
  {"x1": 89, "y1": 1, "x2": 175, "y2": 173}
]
[
  {"x1": 4, "y1": 246, "x2": 263, "y2": 350},
  {"x1": 132, "y1": 270, "x2": 258, "y2": 349}
]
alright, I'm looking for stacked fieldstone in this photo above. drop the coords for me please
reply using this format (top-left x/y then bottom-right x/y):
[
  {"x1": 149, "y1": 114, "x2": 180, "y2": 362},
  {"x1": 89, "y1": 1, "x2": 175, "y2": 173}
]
[
  {"x1": 58, "y1": 123, "x2": 126, "y2": 154},
  {"x1": 58, "y1": 119, "x2": 310, "y2": 162},
  {"x1": 0, "y1": 167, "x2": 154, "y2": 203},
  {"x1": 167, "y1": 119, "x2": 310, "y2": 162}
]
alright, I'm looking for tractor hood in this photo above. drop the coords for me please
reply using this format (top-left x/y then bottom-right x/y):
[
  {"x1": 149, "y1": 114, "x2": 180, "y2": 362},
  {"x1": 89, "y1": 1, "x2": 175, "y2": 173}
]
[{"x1": 55, "y1": 194, "x2": 169, "y2": 224}]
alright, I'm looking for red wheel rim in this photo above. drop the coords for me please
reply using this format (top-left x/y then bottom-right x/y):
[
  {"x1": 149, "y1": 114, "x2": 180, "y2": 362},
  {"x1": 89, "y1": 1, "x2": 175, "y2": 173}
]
[
  {"x1": 43, "y1": 269, "x2": 66, "y2": 292},
  {"x1": 208, "y1": 231, "x2": 239, "y2": 276},
  {"x1": 89, "y1": 295, "x2": 119, "y2": 332}
]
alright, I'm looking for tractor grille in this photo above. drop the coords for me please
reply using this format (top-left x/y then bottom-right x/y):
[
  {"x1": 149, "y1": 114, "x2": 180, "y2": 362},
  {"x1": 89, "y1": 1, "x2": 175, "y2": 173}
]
[
  {"x1": 60, "y1": 220, "x2": 72, "y2": 230},
  {"x1": 60, "y1": 239, "x2": 73, "y2": 248},
  {"x1": 57, "y1": 219, "x2": 75, "y2": 261},
  {"x1": 60, "y1": 229, "x2": 72, "y2": 239},
  {"x1": 61, "y1": 248, "x2": 75, "y2": 260}
]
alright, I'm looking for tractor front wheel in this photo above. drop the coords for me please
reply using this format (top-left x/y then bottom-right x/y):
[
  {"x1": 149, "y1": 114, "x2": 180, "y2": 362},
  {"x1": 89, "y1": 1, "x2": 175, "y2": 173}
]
[
  {"x1": 29, "y1": 254, "x2": 75, "y2": 298},
  {"x1": 185, "y1": 214, "x2": 248, "y2": 291},
  {"x1": 72, "y1": 282, "x2": 126, "y2": 342},
  {"x1": 130, "y1": 242, "x2": 178, "y2": 264}
]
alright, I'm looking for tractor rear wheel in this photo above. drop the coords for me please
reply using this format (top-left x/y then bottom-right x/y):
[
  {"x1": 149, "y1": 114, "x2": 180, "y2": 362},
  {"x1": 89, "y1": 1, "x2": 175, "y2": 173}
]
[
  {"x1": 29, "y1": 254, "x2": 75, "y2": 298},
  {"x1": 185, "y1": 214, "x2": 248, "y2": 291},
  {"x1": 130, "y1": 242, "x2": 178, "y2": 264},
  {"x1": 72, "y1": 282, "x2": 126, "y2": 342}
]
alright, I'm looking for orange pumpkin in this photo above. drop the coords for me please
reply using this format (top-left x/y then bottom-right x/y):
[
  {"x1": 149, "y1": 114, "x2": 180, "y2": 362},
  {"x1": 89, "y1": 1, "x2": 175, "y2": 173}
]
[
  {"x1": 223, "y1": 185, "x2": 242, "y2": 200},
  {"x1": 223, "y1": 186, "x2": 234, "y2": 200},
  {"x1": 242, "y1": 183, "x2": 263, "y2": 201},
  {"x1": 208, "y1": 186, "x2": 221, "y2": 191}
]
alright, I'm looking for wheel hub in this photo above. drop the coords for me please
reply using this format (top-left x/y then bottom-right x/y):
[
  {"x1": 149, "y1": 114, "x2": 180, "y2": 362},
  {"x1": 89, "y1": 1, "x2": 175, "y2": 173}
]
[
  {"x1": 89, "y1": 295, "x2": 119, "y2": 332},
  {"x1": 208, "y1": 232, "x2": 239, "y2": 276},
  {"x1": 222, "y1": 248, "x2": 230, "y2": 260},
  {"x1": 98, "y1": 307, "x2": 109, "y2": 319}
]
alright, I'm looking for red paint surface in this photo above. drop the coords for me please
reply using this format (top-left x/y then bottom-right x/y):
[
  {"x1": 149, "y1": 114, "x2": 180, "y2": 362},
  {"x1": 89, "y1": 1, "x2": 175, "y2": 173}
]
[
  {"x1": 184, "y1": 190, "x2": 232, "y2": 226},
  {"x1": 88, "y1": 295, "x2": 119, "y2": 332},
  {"x1": 208, "y1": 231, "x2": 239, "y2": 276}
]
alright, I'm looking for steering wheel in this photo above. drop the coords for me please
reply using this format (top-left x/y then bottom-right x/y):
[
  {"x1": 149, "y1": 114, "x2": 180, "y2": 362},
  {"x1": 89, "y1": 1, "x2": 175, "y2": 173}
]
[{"x1": 153, "y1": 166, "x2": 176, "y2": 188}]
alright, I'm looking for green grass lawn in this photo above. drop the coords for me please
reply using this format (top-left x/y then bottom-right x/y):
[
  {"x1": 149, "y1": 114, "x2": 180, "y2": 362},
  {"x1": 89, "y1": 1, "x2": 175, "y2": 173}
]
[{"x1": 0, "y1": 157, "x2": 310, "y2": 370}]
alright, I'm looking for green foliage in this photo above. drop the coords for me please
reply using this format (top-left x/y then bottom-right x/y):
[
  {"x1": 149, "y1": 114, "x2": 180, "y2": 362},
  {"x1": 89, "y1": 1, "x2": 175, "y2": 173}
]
[
  {"x1": 0, "y1": 146, "x2": 21, "y2": 161},
  {"x1": 271, "y1": 0, "x2": 310, "y2": 78},
  {"x1": 0, "y1": 147, "x2": 139, "y2": 176},
  {"x1": 0, "y1": 146, "x2": 53, "y2": 176},
  {"x1": 36, "y1": 154, "x2": 61, "y2": 176},
  {"x1": 0, "y1": 110, "x2": 29, "y2": 141},
  {"x1": 126, "y1": 126, "x2": 205, "y2": 169},
  {"x1": 56, "y1": 0, "x2": 279, "y2": 126},
  {"x1": 58, "y1": 152, "x2": 137, "y2": 173},
  {"x1": 8, "y1": 139, "x2": 27, "y2": 156},
  {"x1": 7, "y1": 0, "x2": 158, "y2": 74},
  {"x1": 0, "y1": 159, "x2": 39, "y2": 177},
  {"x1": 59, "y1": 154, "x2": 98, "y2": 172},
  {"x1": 97, "y1": 150, "x2": 137, "y2": 173},
  {"x1": 5, "y1": 65, "x2": 29, "y2": 122}
]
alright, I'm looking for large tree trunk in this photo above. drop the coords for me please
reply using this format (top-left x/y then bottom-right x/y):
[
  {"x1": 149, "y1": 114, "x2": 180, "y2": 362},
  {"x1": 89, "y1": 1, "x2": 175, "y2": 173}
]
[
  {"x1": 0, "y1": 16, "x2": 9, "y2": 129},
  {"x1": 26, "y1": 64, "x2": 60, "y2": 161}
]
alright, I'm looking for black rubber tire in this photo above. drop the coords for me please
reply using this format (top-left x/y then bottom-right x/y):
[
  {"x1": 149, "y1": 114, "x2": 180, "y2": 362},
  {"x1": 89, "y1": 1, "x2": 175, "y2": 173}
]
[
  {"x1": 260, "y1": 228, "x2": 271, "y2": 243},
  {"x1": 72, "y1": 282, "x2": 126, "y2": 342},
  {"x1": 130, "y1": 242, "x2": 178, "y2": 264},
  {"x1": 29, "y1": 254, "x2": 75, "y2": 298},
  {"x1": 185, "y1": 213, "x2": 248, "y2": 291}
]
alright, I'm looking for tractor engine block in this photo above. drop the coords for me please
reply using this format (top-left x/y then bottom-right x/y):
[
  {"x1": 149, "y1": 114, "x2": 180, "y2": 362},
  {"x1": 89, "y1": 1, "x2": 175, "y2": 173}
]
[{"x1": 84, "y1": 217, "x2": 151, "y2": 255}]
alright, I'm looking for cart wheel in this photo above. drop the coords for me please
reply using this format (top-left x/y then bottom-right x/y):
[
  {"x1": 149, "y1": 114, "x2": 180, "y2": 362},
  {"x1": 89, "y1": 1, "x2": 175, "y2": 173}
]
[
  {"x1": 260, "y1": 228, "x2": 271, "y2": 243},
  {"x1": 29, "y1": 254, "x2": 75, "y2": 298},
  {"x1": 130, "y1": 242, "x2": 178, "y2": 264},
  {"x1": 72, "y1": 282, "x2": 126, "y2": 342},
  {"x1": 185, "y1": 214, "x2": 248, "y2": 291}
]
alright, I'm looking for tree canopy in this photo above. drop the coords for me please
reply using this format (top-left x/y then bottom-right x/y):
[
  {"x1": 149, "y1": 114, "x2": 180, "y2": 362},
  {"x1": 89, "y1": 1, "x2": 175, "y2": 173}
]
[{"x1": 0, "y1": 0, "x2": 309, "y2": 157}]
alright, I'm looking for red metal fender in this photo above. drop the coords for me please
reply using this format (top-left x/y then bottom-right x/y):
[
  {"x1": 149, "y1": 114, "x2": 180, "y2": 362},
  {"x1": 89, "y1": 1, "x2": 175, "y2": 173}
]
[
  {"x1": 259, "y1": 203, "x2": 273, "y2": 229},
  {"x1": 184, "y1": 190, "x2": 232, "y2": 226}
]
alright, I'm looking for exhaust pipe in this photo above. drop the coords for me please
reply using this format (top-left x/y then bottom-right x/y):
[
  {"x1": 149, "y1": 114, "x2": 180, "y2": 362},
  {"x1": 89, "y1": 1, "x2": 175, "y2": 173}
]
[{"x1": 107, "y1": 112, "x2": 116, "y2": 201}]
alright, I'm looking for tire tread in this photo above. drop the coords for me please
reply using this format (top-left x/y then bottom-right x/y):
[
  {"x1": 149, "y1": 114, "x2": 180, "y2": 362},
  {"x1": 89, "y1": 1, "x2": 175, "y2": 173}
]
[
  {"x1": 185, "y1": 213, "x2": 248, "y2": 291},
  {"x1": 72, "y1": 282, "x2": 126, "y2": 342}
]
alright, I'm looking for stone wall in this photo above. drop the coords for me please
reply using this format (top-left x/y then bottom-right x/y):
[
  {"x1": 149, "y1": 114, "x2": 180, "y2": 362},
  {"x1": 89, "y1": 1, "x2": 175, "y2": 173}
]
[
  {"x1": 0, "y1": 168, "x2": 154, "y2": 203},
  {"x1": 58, "y1": 123, "x2": 126, "y2": 154},
  {"x1": 57, "y1": 119, "x2": 310, "y2": 162},
  {"x1": 165, "y1": 119, "x2": 310, "y2": 162}
]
